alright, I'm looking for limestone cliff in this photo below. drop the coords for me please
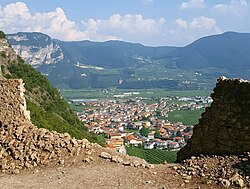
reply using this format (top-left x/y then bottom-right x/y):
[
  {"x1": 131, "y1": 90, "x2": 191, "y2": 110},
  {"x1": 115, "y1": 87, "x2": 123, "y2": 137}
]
[
  {"x1": 177, "y1": 76, "x2": 250, "y2": 162},
  {"x1": 7, "y1": 32, "x2": 63, "y2": 66}
]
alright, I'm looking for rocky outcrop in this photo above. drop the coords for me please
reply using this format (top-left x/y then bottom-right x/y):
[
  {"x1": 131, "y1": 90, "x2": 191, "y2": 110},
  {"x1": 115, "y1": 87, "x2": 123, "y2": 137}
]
[
  {"x1": 0, "y1": 38, "x2": 17, "y2": 62},
  {"x1": 177, "y1": 76, "x2": 250, "y2": 162},
  {"x1": 7, "y1": 32, "x2": 63, "y2": 66}
]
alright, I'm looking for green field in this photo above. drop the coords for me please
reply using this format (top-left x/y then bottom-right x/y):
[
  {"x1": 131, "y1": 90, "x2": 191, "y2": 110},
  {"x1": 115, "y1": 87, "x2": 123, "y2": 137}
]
[
  {"x1": 126, "y1": 146, "x2": 177, "y2": 164},
  {"x1": 61, "y1": 88, "x2": 212, "y2": 100},
  {"x1": 167, "y1": 109, "x2": 205, "y2": 125}
]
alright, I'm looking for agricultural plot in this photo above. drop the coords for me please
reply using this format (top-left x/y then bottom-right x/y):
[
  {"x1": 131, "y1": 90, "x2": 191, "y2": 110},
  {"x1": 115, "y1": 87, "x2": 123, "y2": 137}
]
[
  {"x1": 61, "y1": 88, "x2": 212, "y2": 100},
  {"x1": 144, "y1": 149, "x2": 177, "y2": 164},
  {"x1": 167, "y1": 109, "x2": 205, "y2": 125},
  {"x1": 126, "y1": 146, "x2": 177, "y2": 164},
  {"x1": 126, "y1": 146, "x2": 144, "y2": 159}
]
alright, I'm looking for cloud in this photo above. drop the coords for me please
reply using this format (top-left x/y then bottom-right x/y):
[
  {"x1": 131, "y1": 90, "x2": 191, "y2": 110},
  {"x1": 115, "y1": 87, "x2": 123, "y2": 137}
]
[
  {"x1": 82, "y1": 14, "x2": 165, "y2": 35},
  {"x1": 180, "y1": 0, "x2": 205, "y2": 10},
  {"x1": 143, "y1": 0, "x2": 154, "y2": 4},
  {"x1": 176, "y1": 19, "x2": 188, "y2": 29},
  {"x1": 176, "y1": 16, "x2": 220, "y2": 31},
  {"x1": 0, "y1": 2, "x2": 223, "y2": 46},
  {"x1": 214, "y1": 0, "x2": 248, "y2": 17},
  {"x1": 80, "y1": 14, "x2": 166, "y2": 43},
  {"x1": 172, "y1": 16, "x2": 221, "y2": 46},
  {"x1": 0, "y1": 2, "x2": 89, "y2": 41},
  {"x1": 0, "y1": 2, "x2": 165, "y2": 43}
]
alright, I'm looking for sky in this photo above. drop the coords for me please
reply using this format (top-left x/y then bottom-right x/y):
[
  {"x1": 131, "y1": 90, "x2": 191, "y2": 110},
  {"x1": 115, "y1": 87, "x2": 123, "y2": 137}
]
[{"x1": 0, "y1": 0, "x2": 249, "y2": 46}]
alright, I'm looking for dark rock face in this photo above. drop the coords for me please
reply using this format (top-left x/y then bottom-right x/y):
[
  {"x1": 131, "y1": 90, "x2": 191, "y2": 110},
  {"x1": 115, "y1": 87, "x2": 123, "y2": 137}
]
[{"x1": 177, "y1": 76, "x2": 250, "y2": 162}]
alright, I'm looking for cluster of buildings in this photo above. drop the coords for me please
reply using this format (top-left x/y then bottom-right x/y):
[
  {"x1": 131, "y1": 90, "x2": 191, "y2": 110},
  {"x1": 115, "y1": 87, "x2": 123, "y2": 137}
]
[{"x1": 75, "y1": 95, "x2": 211, "y2": 153}]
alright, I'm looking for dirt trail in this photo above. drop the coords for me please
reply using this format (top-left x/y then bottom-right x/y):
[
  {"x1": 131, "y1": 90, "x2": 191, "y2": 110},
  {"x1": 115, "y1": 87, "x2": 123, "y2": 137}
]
[{"x1": 0, "y1": 157, "x2": 221, "y2": 189}]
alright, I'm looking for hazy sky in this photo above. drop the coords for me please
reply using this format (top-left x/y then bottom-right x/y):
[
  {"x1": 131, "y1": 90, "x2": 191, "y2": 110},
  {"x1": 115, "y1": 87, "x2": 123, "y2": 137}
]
[{"x1": 0, "y1": 0, "x2": 249, "y2": 46}]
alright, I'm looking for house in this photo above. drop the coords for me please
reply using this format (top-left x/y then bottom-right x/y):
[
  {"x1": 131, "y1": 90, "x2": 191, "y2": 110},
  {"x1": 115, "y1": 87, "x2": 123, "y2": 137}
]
[
  {"x1": 125, "y1": 135, "x2": 142, "y2": 146},
  {"x1": 106, "y1": 138, "x2": 123, "y2": 148},
  {"x1": 129, "y1": 138, "x2": 142, "y2": 146},
  {"x1": 144, "y1": 141, "x2": 155, "y2": 149},
  {"x1": 168, "y1": 141, "x2": 180, "y2": 149},
  {"x1": 154, "y1": 139, "x2": 168, "y2": 149},
  {"x1": 148, "y1": 132, "x2": 155, "y2": 140},
  {"x1": 108, "y1": 133, "x2": 122, "y2": 140},
  {"x1": 173, "y1": 137, "x2": 185, "y2": 143},
  {"x1": 106, "y1": 143, "x2": 116, "y2": 149}
]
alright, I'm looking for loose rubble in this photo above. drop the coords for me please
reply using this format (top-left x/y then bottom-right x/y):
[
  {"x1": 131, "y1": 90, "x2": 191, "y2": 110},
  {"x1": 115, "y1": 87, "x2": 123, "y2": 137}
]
[
  {"x1": 174, "y1": 153, "x2": 250, "y2": 188},
  {"x1": 99, "y1": 151, "x2": 153, "y2": 168}
]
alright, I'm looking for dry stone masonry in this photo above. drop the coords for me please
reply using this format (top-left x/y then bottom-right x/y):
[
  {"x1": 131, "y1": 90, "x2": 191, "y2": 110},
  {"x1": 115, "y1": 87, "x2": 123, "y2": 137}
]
[
  {"x1": 177, "y1": 76, "x2": 250, "y2": 162},
  {"x1": 0, "y1": 79, "x2": 90, "y2": 174},
  {"x1": 0, "y1": 79, "x2": 151, "y2": 174}
]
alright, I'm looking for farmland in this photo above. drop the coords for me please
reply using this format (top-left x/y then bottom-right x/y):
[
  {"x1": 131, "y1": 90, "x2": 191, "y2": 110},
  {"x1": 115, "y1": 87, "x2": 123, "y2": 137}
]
[
  {"x1": 61, "y1": 88, "x2": 212, "y2": 100},
  {"x1": 167, "y1": 109, "x2": 205, "y2": 125},
  {"x1": 126, "y1": 146, "x2": 177, "y2": 164}
]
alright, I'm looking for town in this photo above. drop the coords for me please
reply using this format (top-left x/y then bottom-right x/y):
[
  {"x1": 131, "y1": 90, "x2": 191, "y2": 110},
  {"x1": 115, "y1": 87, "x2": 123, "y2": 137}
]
[{"x1": 75, "y1": 93, "x2": 213, "y2": 154}]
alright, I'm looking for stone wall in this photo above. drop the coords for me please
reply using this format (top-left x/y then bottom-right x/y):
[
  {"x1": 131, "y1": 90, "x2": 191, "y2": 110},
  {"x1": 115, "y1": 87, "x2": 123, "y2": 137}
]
[
  {"x1": 0, "y1": 79, "x2": 89, "y2": 173},
  {"x1": 0, "y1": 79, "x2": 30, "y2": 123},
  {"x1": 177, "y1": 76, "x2": 250, "y2": 162}
]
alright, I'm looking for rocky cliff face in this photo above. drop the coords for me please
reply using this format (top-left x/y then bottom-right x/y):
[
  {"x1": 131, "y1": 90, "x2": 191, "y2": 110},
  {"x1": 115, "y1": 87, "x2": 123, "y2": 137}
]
[
  {"x1": 7, "y1": 32, "x2": 63, "y2": 66},
  {"x1": 177, "y1": 76, "x2": 250, "y2": 162}
]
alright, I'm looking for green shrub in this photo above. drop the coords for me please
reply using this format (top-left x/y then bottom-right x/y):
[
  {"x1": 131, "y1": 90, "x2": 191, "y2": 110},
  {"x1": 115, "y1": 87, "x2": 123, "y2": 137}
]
[{"x1": 0, "y1": 31, "x2": 6, "y2": 39}]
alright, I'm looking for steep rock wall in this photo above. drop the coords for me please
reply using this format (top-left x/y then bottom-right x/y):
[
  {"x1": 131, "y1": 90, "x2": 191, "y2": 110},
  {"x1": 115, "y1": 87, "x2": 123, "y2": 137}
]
[{"x1": 177, "y1": 76, "x2": 250, "y2": 162}]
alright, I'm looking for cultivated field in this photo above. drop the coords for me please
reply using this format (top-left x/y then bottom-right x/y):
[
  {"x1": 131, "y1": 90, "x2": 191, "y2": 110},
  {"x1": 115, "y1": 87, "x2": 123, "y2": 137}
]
[
  {"x1": 126, "y1": 146, "x2": 177, "y2": 164},
  {"x1": 167, "y1": 109, "x2": 205, "y2": 125}
]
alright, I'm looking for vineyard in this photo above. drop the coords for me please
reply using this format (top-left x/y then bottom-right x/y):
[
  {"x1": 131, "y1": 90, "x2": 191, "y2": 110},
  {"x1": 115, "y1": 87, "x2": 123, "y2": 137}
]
[
  {"x1": 167, "y1": 109, "x2": 205, "y2": 125},
  {"x1": 126, "y1": 146, "x2": 177, "y2": 164}
]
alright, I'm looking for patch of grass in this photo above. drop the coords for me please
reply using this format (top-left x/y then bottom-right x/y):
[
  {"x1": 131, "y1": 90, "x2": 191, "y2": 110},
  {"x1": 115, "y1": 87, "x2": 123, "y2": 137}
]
[
  {"x1": 167, "y1": 109, "x2": 205, "y2": 125},
  {"x1": 126, "y1": 129, "x2": 139, "y2": 133},
  {"x1": 69, "y1": 104, "x2": 85, "y2": 112},
  {"x1": 126, "y1": 146, "x2": 144, "y2": 159},
  {"x1": 61, "y1": 88, "x2": 212, "y2": 100}
]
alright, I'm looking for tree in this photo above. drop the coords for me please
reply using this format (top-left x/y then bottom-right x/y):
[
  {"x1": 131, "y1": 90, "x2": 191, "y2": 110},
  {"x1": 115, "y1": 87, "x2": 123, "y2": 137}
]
[
  {"x1": 0, "y1": 31, "x2": 6, "y2": 39},
  {"x1": 184, "y1": 126, "x2": 192, "y2": 133},
  {"x1": 154, "y1": 130, "x2": 161, "y2": 138},
  {"x1": 140, "y1": 127, "x2": 149, "y2": 137},
  {"x1": 176, "y1": 130, "x2": 182, "y2": 137}
]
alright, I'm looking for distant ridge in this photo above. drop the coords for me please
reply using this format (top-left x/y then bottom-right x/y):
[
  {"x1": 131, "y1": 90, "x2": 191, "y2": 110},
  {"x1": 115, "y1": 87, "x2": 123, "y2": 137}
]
[{"x1": 6, "y1": 31, "x2": 250, "y2": 89}]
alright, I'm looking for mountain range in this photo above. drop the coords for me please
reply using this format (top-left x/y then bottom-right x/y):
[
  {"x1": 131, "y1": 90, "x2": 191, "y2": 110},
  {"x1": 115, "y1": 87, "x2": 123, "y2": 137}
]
[{"x1": 7, "y1": 31, "x2": 250, "y2": 89}]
